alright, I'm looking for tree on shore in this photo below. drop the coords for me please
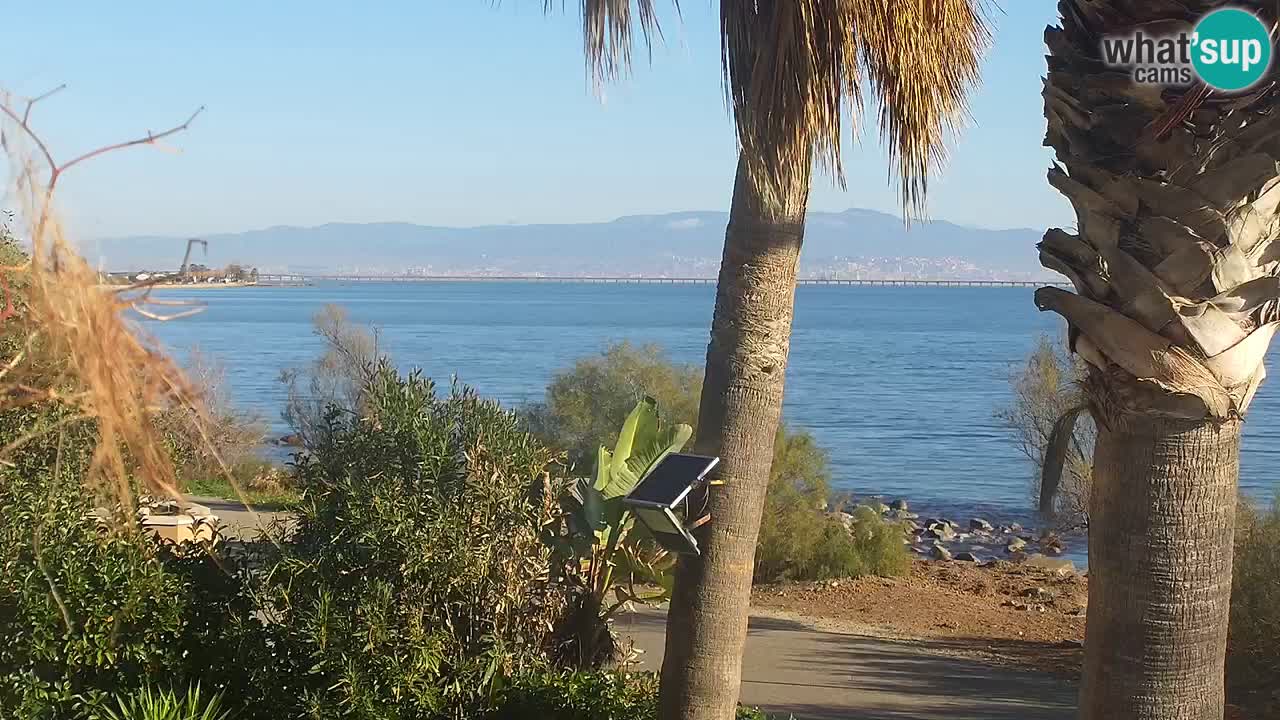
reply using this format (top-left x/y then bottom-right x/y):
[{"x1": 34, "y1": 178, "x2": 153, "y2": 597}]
[
  {"x1": 1038, "y1": 2, "x2": 1280, "y2": 716},
  {"x1": 554, "y1": 4, "x2": 988, "y2": 717}
]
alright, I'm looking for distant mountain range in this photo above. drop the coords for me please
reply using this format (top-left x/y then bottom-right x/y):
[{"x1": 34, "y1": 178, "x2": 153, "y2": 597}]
[{"x1": 84, "y1": 208, "x2": 1053, "y2": 280}]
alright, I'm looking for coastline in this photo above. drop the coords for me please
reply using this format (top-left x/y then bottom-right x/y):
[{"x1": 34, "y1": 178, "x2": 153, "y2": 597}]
[{"x1": 101, "y1": 281, "x2": 262, "y2": 290}]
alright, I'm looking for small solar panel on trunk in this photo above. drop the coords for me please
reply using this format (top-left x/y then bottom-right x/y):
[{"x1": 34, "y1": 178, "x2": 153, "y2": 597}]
[{"x1": 627, "y1": 453, "x2": 719, "y2": 506}]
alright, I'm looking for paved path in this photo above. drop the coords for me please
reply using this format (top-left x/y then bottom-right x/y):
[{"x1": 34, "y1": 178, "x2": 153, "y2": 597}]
[
  {"x1": 617, "y1": 608, "x2": 1076, "y2": 720},
  {"x1": 186, "y1": 495, "x2": 287, "y2": 540},
  {"x1": 190, "y1": 496, "x2": 1077, "y2": 719}
]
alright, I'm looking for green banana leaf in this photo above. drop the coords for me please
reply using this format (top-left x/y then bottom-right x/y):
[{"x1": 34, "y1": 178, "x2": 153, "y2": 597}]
[{"x1": 594, "y1": 396, "x2": 692, "y2": 500}]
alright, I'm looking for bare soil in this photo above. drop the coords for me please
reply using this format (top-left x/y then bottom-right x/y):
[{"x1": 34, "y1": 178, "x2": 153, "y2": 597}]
[{"x1": 751, "y1": 559, "x2": 1087, "y2": 677}]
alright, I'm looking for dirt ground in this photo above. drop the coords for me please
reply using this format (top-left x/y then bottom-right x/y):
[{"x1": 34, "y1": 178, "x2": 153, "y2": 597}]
[
  {"x1": 751, "y1": 559, "x2": 1087, "y2": 677},
  {"x1": 752, "y1": 560, "x2": 1276, "y2": 718}
]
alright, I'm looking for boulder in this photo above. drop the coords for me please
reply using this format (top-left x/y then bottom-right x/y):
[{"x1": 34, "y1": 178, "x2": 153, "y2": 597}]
[
  {"x1": 875, "y1": 502, "x2": 891, "y2": 514},
  {"x1": 1006, "y1": 537, "x2": 1028, "y2": 553},
  {"x1": 1023, "y1": 554, "x2": 1077, "y2": 576},
  {"x1": 924, "y1": 524, "x2": 956, "y2": 542},
  {"x1": 954, "y1": 551, "x2": 981, "y2": 563},
  {"x1": 969, "y1": 518, "x2": 994, "y2": 532},
  {"x1": 930, "y1": 544, "x2": 953, "y2": 561},
  {"x1": 1009, "y1": 523, "x2": 1023, "y2": 533},
  {"x1": 890, "y1": 499, "x2": 909, "y2": 511}
]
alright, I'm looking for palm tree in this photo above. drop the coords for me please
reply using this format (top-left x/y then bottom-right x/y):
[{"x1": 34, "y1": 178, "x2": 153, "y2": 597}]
[
  {"x1": 564, "y1": 3, "x2": 987, "y2": 717},
  {"x1": 1039, "y1": 2, "x2": 1279, "y2": 717}
]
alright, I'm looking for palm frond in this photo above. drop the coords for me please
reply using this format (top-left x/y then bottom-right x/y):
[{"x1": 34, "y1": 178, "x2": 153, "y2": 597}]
[
  {"x1": 567, "y1": 0, "x2": 988, "y2": 216},
  {"x1": 721, "y1": 0, "x2": 989, "y2": 215},
  {"x1": 567, "y1": 0, "x2": 670, "y2": 86},
  {"x1": 849, "y1": 0, "x2": 991, "y2": 213}
]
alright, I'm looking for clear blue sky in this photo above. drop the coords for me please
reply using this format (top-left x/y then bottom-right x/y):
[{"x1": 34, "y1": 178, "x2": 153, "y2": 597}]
[{"x1": 2, "y1": 2, "x2": 1072, "y2": 240}]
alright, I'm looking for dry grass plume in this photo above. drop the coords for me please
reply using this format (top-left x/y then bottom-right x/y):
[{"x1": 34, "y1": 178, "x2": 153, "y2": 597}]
[{"x1": 0, "y1": 86, "x2": 224, "y2": 510}]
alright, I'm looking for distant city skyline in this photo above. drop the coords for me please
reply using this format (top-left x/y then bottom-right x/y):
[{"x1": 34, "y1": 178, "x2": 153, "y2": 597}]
[
  {"x1": 3, "y1": 3, "x2": 1072, "y2": 240},
  {"x1": 84, "y1": 207, "x2": 1050, "y2": 280}
]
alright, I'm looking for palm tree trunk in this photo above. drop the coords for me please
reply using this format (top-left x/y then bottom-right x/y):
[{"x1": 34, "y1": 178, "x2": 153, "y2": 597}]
[
  {"x1": 658, "y1": 156, "x2": 806, "y2": 720},
  {"x1": 1081, "y1": 408, "x2": 1239, "y2": 720}
]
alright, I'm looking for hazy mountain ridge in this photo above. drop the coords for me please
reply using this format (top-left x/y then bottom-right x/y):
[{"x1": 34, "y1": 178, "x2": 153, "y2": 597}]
[{"x1": 85, "y1": 208, "x2": 1052, "y2": 279}]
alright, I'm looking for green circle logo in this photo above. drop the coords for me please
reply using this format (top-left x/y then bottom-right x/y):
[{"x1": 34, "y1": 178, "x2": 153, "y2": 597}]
[{"x1": 1192, "y1": 8, "x2": 1272, "y2": 92}]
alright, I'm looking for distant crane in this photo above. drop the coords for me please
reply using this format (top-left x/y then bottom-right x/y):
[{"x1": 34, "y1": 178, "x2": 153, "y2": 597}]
[{"x1": 179, "y1": 238, "x2": 208, "y2": 279}]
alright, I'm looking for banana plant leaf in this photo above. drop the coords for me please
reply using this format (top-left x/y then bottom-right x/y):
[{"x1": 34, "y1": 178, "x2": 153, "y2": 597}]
[{"x1": 594, "y1": 396, "x2": 692, "y2": 500}]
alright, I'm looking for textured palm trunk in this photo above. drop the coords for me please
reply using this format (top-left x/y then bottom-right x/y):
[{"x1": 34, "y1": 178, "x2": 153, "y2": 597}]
[
  {"x1": 1039, "y1": 2, "x2": 1280, "y2": 717},
  {"x1": 1083, "y1": 411, "x2": 1239, "y2": 719},
  {"x1": 658, "y1": 157, "x2": 806, "y2": 720}
]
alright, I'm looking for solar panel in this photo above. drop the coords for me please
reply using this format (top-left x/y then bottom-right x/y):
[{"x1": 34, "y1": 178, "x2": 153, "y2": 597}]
[{"x1": 627, "y1": 453, "x2": 719, "y2": 506}]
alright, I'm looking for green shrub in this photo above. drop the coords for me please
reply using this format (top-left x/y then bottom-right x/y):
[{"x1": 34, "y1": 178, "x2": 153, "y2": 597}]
[
  {"x1": 1228, "y1": 498, "x2": 1280, "y2": 699},
  {"x1": 525, "y1": 342, "x2": 701, "y2": 472},
  {"x1": 0, "y1": 403, "x2": 277, "y2": 720},
  {"x1": 757, "y1": 502, "x2": 907, "y2": 583},
  {"x1": 491, "y1": 671, "x2": 772, "y2": 720},
  {"x1": 491, "y1": 671, "x2": 659, "y2": 720},
  {"x1": 264, "y1": 362, "x2": 564, "y2": 719},
  {"x1": 96, "y1": 684, "x2": 231, "y2": 720},
  {"x1": 528, "y1": 342, "x2": 900, "y2": 584}
]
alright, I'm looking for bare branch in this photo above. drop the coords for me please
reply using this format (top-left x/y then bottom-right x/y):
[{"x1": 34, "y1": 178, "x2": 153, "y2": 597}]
[
  {"x1": 0, "y1": 100, "x2": 55, "y2": 173},
  {"x1": 56, "y1": 105, "x2": 204, "y2": 177},
  {"x1": 23, "y1": 84, "x2": 67, "y2": 124}
]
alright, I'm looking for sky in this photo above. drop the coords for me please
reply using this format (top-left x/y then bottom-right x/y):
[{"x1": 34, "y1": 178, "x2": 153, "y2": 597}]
[{"x1": 1, "y1": 2, "x2": 1074, "y2": 240}]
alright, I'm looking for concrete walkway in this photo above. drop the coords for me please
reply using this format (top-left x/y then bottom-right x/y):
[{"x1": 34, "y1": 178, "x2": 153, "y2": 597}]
[
  {"x1": 191, "y1": 495, "x2": 1077, "y2": 719},
  {"x1": 187, "y1": 495, "x2": 288, "y2": 540},
  {"x1": 617, "y1": 608, "x2": 1076, "y2": 720}
]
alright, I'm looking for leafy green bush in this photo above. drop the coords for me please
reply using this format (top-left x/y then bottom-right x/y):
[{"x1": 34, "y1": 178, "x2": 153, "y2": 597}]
[
  {"x1": 758, "y1": 502, "x2": 907, "y2": 582},
  {"x1": 491, "y1": 671, "x2": 659, "y2": 720},
  {"x1": 491, "y1": 671, "x2": 771, "y2": 720},
  {"x1": 1228, "y1": 498, "x2": 1280, "y2": 701},
  {"x1": 96, "y1": 684, "x2": 231, "y2": 720},
  {"x1": 264, "y1": 362, "x2": 564, "y2": 719},
  {"x1": 529, "y1": 341, "x2": 908, "y2": 584},
  {"x1": 0, "y1": 403, "x2": 277, "y2": 720},
  {"x1": 526, "y1": 342, "x2": 701, "y2": 472}
]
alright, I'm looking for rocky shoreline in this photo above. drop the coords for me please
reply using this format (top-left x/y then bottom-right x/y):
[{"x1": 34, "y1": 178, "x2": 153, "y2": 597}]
[{"x1": 829, "y1": 498, "x2": 1080, "y2": 575}]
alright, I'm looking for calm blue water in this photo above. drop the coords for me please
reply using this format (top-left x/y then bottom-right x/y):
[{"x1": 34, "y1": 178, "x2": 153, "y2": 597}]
[{"x1": 142, "y1": 282, "x2": 1279, "y2": 533}]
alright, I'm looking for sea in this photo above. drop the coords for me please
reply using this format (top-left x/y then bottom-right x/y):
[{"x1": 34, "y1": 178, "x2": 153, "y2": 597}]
[{"x1": 143, "y1": 281, "x2": 1279, "y2": 554}]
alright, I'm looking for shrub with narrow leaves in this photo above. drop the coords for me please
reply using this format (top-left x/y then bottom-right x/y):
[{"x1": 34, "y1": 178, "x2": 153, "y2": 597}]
[
  {"x1": 96, "y1": 684, "x2": 231, "y2": 720},
  {"x1": 264, "y1": 362, "x2": 564, "y2": 719},
  {"x1": 0, "y1": 403, "x2": 279, "y2": 720},
  {"x1": 1228, "y1": 498, "x2": 1280, "y2": 707}
]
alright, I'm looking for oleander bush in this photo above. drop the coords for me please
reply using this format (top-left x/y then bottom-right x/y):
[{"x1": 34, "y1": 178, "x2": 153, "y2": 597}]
[
  {"x1": 0, "y1": 403, "x2": 279, "y2": 720},
  {"x1": 261, "y1": 361, "x2": 565, "y2": 719}
]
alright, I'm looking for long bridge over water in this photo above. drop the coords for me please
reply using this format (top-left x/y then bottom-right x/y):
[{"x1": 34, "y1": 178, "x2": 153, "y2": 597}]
[{"x1": 255, "y1": 274, "x2": 1064, "y2": 288}]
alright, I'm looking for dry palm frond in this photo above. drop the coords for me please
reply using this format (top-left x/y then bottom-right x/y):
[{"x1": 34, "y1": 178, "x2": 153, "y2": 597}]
[
  {"x1": 0, "y1": 87, "x2": 216, "y2": 509},
  {"x1": 573, "y1": 0, "x2": 990, "y2": 216},
  {"x1": 554, "y1": 0, "x2": 668, "y2": 87}
]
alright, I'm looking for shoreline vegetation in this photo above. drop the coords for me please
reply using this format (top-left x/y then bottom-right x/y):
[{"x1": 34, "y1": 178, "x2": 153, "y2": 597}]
[{"x1": 98, "y1": 281, "x2": 260, "y2": 290}]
